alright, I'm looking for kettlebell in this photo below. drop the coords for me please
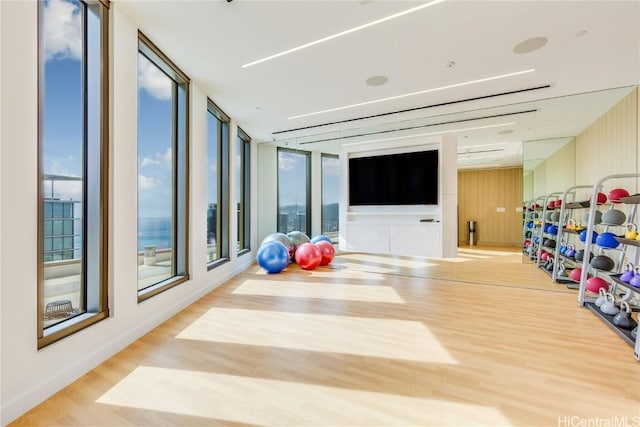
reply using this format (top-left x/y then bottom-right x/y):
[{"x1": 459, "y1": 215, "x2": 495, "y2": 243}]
[
  {"x1": 595, "y1": 288, "x2": 608, "y2": 307},
  {"x1": 559, "y1": 241, "x2": 568, "y2": 255},
  {"x1": 565, "y1": 244, "x2": 576, "y2": 258},
  {"x1": 550, "y1": 212, "x2": 561, "y2": 223},
  {"x1": 545, "y1": 211, "x2": 554, "y2": 222},
  {"x1": 625, "y1": 224, "x2": 638, "y2": 239},
  {"x1": 612, "y1": 301, "x2": 637, "y2": 329},
  {"x1": 574, "y1": 221, "x2": 585, "y2": 232},
  {"x1": 543, "y1": 238, "x2": 556, "y2": 249},
  {"x1": 566, "y1": 219, "x2": 576, "y2": 230},
  {"x1": 630, "y1": 266, "x2": 640, "y2": 288},
  {"x1": 557, "y1": 261, "x2": 568, "y2": 277},
  {"x1": 596, "y1": 232, "x2": 620, "y2": 249},
  {"x1": 548, "y1": 225, "x2": 559, "y2": 235},
  {"x1": 599, "y1": 293, "x2": 620, "y2": 316},
  {"x1": 545, "y1": 259, "x2": 554, "y2": 272},
  {"x1": 602, "y1": 209, "x2": 626, "y2": 226},
  {"x1": 620, "y1": 262, "x2": 635, "y2": 283},
  {"x1": 591, "y1": 252, "x2": 615, "y2": 272},
  {"x1": 583, "y1": 210, "x2": 602, "y2": 225},
  {"x1": 632, "y1": 326, "x2": 638, "y2": 339}
]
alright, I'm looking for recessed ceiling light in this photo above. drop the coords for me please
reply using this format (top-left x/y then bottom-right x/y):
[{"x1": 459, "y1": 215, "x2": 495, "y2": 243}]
[
  {"x1": 513, "y1": 36, "x2": 548, "y2": 54},
  {"x1": 444, "y1": 61, "x2": 456, "y2": 68},
  {"x1": 576, "y1": 30, "x2": 588, "y2": 37},
  {"x1": 289, "y1": 69, "x2": 535, "y2": 120},
  {"x1": 498, "y1": 129, "x2": 514, "y2": 134},
  {"x1": 366, "y1": 75, "x2": 389, "y2": 86},
  {"x1": 241, "y1": 0, "x2": 446, "y2": 68}
]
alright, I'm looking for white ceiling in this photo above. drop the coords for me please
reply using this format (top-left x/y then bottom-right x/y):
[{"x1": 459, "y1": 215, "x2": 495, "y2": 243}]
[{"x1": 116, "y1": 0, "x2": 640, "y2": 168}]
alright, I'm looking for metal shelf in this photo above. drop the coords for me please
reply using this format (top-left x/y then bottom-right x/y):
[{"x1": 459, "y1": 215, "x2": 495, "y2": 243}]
[
  {"x1": 619, "y1": 195, "x2": 640, "y2": 205},
  {"x1": 584, "y1": 302, "x2": 637, "y2": 348},
  {"x1": 608, "y1": 274, "x2": 640, "y2": 297}
]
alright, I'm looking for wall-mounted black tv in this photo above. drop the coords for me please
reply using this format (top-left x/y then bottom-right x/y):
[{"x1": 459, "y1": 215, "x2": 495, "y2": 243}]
[{"x1": 348, "y1": 149, "x2": 438, "y2": 206}]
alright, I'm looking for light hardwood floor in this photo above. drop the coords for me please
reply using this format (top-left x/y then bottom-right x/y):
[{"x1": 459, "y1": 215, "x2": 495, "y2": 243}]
[{"x1": 11, "y1": 247, "x2": 640, "y2": 426}]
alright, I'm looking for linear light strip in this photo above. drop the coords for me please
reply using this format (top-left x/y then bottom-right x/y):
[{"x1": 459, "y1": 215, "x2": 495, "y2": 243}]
[
  {"x1": 289, "y1": 69, "x2": 535, "y2": 120},
  {"x1": 342, "y1": 122, "x2": 515, "y2": 147},
  {"x1": 242, "y1": 0, "x2": 446, "y2": 68}
]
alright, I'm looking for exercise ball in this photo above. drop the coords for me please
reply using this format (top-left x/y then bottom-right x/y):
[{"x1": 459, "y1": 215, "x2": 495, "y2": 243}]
[
  {"x1": 256, "y1": 241, "x2": 289, "y2": 274},
  {"x1": 294, "y1": 242, "x2": 322, "y2": 270},
  {"x1": 287, "y1": 231, "x2": 311, "y2": 259},
  {"x1": 315, "y1": 240, "x2": 335, "y2": 265},
  {"x1": 595, "y1": 232, "x2": 620, "y2": 249},
  {"x1": 579, "y1": 229, "x2": 598, "y2": 244},
  {"x1": 310, "y1": 234, "x2": 333, "y2": 245},
  {"x1": 261, "y1": 232, "x2": 294, "y2": 260},
  {"x1": 608, "y1": 188, "x2": 629, "y2": 203},
  {"x1": 589, "y1": 192, "x2": 607, "y2": 205},
  {"x1": 586, "y1": 277, "x2": 609, "y2": 293}
]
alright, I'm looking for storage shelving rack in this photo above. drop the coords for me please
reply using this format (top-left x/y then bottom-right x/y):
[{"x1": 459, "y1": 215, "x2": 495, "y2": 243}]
[
  {"x1": 579, "y1": 173, "x2": 640, "y2": 361},
  {"x1": 551, "y1": 185, "x2": 594, "y2": 286}
]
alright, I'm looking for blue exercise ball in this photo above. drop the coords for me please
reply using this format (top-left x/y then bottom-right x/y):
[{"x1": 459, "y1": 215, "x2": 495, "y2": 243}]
[
  {"x1": 310, "y1": 234, "x2": 333, "y2": 245},
  {"x1": 256, "y1": 241, "x2": 289, "y2": 274},
  {"x1": 579, "y1": 229, "x2": 598, "y2": 244}
]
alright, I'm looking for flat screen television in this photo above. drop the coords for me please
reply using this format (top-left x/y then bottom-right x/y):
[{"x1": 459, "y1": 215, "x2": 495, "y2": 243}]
[{"x1": 348, "y1": 149, "x2": 438, "y2": 206}]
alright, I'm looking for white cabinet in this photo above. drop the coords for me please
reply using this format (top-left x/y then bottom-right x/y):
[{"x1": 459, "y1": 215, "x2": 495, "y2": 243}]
[{"x1": 344, "y1": 218, "x2": 442, "y2": 257}]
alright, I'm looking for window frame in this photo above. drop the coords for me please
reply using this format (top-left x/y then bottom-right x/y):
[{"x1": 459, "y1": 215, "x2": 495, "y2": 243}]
[
  {"x1": 277, "y1": 147, "x2": 311, "y2": 235},
  {"x1": 237, "y1": 127, "x2": 251, "y2": 255},
  {"x1": 137, "y1": 32, "x2": 190, "y2": 302},
  {"x1": 320, "y1": 153, "x2": 339, "y2": 239},
  {"x1": 37, "y1": 0, "x2": 111, "y2": 348},
  {"x1": 206, "y1": 99, "x2": 230, "y2": 270}
]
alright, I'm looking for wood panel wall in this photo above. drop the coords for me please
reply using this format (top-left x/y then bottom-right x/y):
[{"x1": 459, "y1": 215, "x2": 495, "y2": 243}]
[
  {"x1": 574, "y1": 87, "x2": 638, "y2": 194},
  {"x1": 530, "y1": 139, "x2": 577, "y2": 199},
  {"x1": 457, "y1": 167, "x2": 523, "y2": 246}
]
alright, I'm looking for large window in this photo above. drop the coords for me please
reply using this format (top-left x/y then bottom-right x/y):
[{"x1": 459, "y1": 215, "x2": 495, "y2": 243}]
[
  {"x1": 237, "y1": 128, "x2": 251, "y2": 253},
  {"x1": 38, "y1": 0, "x2": 109, "y2": 347},
  {"x1": 137, "y1": 33, "x2": 189, "y2": 300},
  {"x1": 277, "y1": 148, "x2": 310, "y2": 235},
  {"x1": 207, "y1": 100, "x2": 229, "y2": 267},
  {"x1": 321, "y1": 154, "x2": 340, "y2": 239}
]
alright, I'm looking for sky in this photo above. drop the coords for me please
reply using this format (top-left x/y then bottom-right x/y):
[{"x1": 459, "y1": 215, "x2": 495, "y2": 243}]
[{"x1": 43, "y1": 0, "x2": 341, "y2": 223}]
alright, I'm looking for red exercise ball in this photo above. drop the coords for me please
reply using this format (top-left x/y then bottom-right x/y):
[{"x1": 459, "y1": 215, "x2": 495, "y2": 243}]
[
  {"x1": 315, "y1": 241, "x2": 335, "y2": 265},
  {"x1": 590, "y1": 192, "x2": 607, "y2": 205},
  {"x1": 608, "y1": 188, "x2": 630, "y2": 203},
  {"x1": 586, "y1": 277, "x2": 609, "y2": 293},
  {"x1": 294, "y1": 243, "x2": 322, "y2": 270}
]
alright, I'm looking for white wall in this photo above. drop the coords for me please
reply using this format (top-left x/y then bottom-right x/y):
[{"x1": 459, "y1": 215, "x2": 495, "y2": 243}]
[
  {"x1": 257, "y1": 143, "x2": 277, "y2": 244},
  {"x1": 0, "y1": 3, "x2": 256, "y2": 424}
]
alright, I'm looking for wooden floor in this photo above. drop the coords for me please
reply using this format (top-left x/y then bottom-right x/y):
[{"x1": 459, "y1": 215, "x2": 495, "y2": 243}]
[{"x1": 11, "y1": 246, "x2": 640, "y2": 426}]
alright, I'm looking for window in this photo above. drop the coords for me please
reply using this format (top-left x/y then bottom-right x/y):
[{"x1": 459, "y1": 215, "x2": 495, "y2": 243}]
[
  {"x1": 237, "y1": 128, "x2": 251, "y2": 253},
  {"x1": 38, "y1": 0, "x2": 109, "y2": 347},
  {"x1": 137, "y1": 33, "x2": 189, "y2": 300},
  {"x1": 277, "y1": 148, "x2": 311, "y2": 235},
  {"x1": 207, "y1": 100, "x2": 229, "y2": 267},
  {"x1": 321, "y1": 154, "x2": 340, "y2": 239}
]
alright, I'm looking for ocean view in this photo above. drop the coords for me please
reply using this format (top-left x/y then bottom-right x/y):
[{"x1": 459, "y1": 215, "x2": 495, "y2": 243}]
[{"x1": 138, "y1": 217, "x2": 172, "y2": 251}]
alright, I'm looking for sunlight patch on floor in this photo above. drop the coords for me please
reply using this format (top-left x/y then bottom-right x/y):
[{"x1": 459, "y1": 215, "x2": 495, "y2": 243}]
[
  {"x1": 254, "y1": 265, "x2": 388, "y2": 280},
  {"x1": 340, "y1": 253, "x2": 436, "y2": 269},
  {"x1": 458, "y1": 248, "x2": 519, "y2": 257},
  {"x1": 232, "y1": 279, "x2": 405, "y2": 303},
  {"x1": 97, "y1": 366, "x2": 510, "y2": 426},
  {"x1": 176, "y1": 308, "x2": 456, "y2": 363}
]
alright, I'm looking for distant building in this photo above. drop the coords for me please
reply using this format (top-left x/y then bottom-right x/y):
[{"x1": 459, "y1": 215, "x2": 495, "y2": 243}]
[{"x1": 43, "y1": 174, "x2": 82, "y2": 262}]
